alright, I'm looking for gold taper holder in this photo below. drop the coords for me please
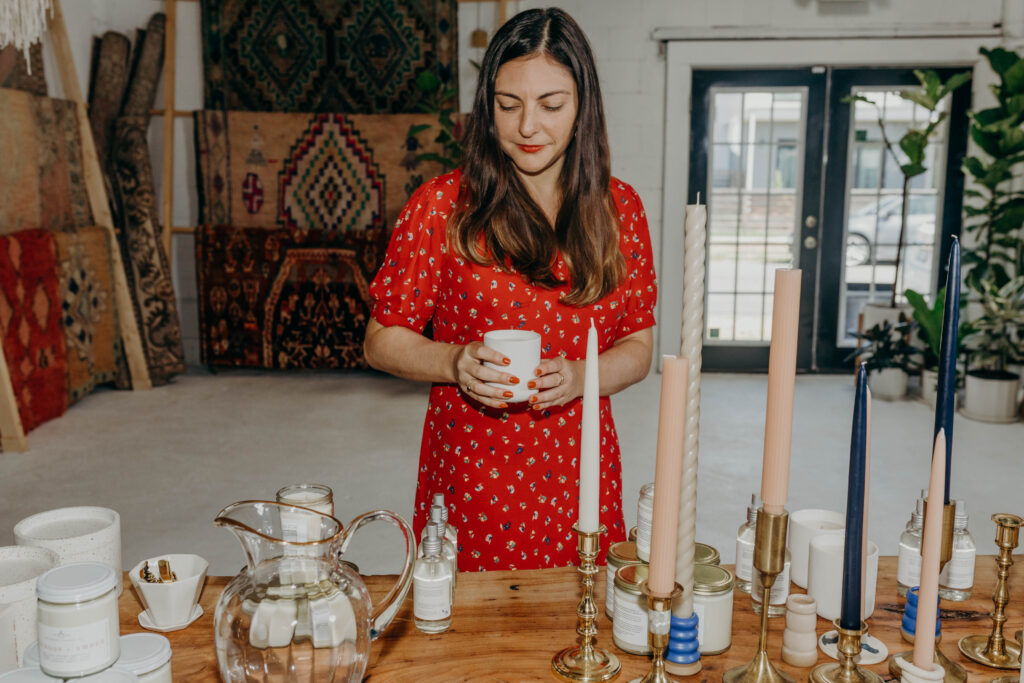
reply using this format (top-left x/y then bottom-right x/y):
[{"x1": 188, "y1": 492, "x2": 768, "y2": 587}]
[
  {"x1": 552, "y1": 523, "x2": 621, "y2": 682},
  {"x1": 810, "y1": 620, "x2": 884, "y2": 683},
  {"x1": 958, "y1": 513, "x2": 1023, "y2": 670},
  {"x1": 922, "y1": 500, "x2": 956, "y2": 569},
  {"x1": 724, "y1": 508, "x2": 794, "y2": 683},
  {"x1": 628, "y1": 581, "x2": 684, "y2": 683}
]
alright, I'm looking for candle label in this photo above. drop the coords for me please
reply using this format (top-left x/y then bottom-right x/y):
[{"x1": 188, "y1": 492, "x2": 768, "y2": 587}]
[
  {"x1": 939, "y1": 548, "x2": 975, "y2": 589},
  {"x1": 413, "y1": 575, "x2": 452, "y2": 620},
  {"x1": 612, "y1": 591, "x2": 648, "y2": 650},
  {"x1": 752, "y1": 561, "x2": 790, "y2": 605},
  {"x1": 897, "y1": 544, "x2": 922, "y2": 588},
  {"x1": 605, "y1": 565, "x2": 616, "y2": 615},
  {"x1": 38, "y1": 618, "x2": 112, "y2": 670},
  {"x1": 735, "y1": 538, "x2": 754, "y2": 581},
  {"x1": 649, "y1": 608, "x2": 671, "y2": 635}
]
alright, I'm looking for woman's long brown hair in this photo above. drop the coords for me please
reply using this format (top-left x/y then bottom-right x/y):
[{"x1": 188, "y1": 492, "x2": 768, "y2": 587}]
[{"x1": 448, "y1": 8, "x2": 624, "y2": 306}]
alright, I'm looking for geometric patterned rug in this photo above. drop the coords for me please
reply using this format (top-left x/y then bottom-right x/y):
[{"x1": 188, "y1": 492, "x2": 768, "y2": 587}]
[
  {"x1": 0, "y1": 229, "x2": 69, "y2": 432},
  {"x1": 200, "y1": 0, "x2": 457, "y2": 113}
]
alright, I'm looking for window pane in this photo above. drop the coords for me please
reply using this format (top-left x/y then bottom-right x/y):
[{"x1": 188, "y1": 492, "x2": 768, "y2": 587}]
[
  {"x1": 712, "y1": 143, "x2": 744, "y2": 189},
  {"x1": 709, "y1": 191, "x2": 739, "y2": 239},
  {"x1": 707, "y1": 243, "x2": 737, "y2": 293},
  {"x1": 734, "y1": 294, "x2": 764, "y2": 340},
  {"x1": 707, "y1": 293, "x2": 735, "y2": 341},
  {"x1": 712, "y1": 93, "x2": 743, "y2": 145},
  {"x1": 744, "y1": 93, "x2": 775, "y2": 143}
]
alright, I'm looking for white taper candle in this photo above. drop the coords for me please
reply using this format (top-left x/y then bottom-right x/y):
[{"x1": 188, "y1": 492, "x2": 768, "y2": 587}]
[{"x1": 578, "y1": 319, "x2": 600, "y2": 533}]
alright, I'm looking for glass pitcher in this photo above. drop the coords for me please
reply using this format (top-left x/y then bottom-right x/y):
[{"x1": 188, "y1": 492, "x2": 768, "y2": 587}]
[{"x1": 213, "y1": 500, "x2": 415, "y2": 682}]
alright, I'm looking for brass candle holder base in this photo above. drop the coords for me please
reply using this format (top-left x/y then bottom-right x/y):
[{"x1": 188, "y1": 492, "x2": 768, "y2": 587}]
[
  {"x1": 809, "y1": 620, "x2": 884, "y2": 683},
  {"x1": 723, "y1": 508, "x2": 794, "y2": 683},
  {"x1": 888, "y1": 649, "x2": 967, "y2": 683},
  {"x1": 628, "y1": 582, "x2": 683, "y2": 683},
  {"x1": 958, "y1": 513, "x2": 1023, "y2": 671},
  {"x1": 552, "y1": 524, "x2": 621, "y2": 682}
]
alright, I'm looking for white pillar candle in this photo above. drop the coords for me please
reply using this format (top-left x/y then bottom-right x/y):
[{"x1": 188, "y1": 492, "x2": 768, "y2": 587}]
[{"x1": 579, "y1": 320, "x2": 600, "y2": 533}]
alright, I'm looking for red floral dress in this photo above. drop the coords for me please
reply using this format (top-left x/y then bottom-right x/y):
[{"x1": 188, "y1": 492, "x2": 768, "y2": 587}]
[{"x1": 369, "y1": 170, "x2": 657, "y2": 570}]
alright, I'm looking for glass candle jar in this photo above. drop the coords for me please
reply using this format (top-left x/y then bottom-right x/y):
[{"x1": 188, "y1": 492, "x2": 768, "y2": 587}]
[
  {"x1": 693, "y1": 563, "x2": 734, "y2": 655},
  {"x1": 605, "y1": 542, "x2": 641, "y2": 620},
  {"x1": 695, "y1": 542, "x2": 721, "y2": 566},
  {"x1": 114, "y1": 633, "x2": 172, "y2": 683},
  {"x1": 36, "y1": 562, "x2": 120, "y2": 678},
  {"x1": 751, "y1": 548, "x2": 791, "y2": 617},
  {"x1": 636, "y1": 483, "x2": 654, "y2": 562},
  {"x1": 612, "y1": 564, "x2": 651, "y2": 655}
]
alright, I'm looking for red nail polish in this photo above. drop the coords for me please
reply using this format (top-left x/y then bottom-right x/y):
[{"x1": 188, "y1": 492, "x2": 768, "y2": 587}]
[
  {"x1": 527, "y1": 381, "x2": 536, "y2": 389},
  {"x1": 499, "y1": 402, "x2": 508, "y2": 409},
  {"x1": 502, "y1": 357, "x2": 511, "y2": 366},
  {"x1": 535, "y1": 368, "x2": 542, "y2": 376},
  {"x1": 528, "y1": 395, "x2": 537, "y2": 404},
  {"x1": 503, "y1": 390, "x2": 514, "y2": 398},
  {"x1": 510, "y1": 376, "x2": 520, "y2": 384}
]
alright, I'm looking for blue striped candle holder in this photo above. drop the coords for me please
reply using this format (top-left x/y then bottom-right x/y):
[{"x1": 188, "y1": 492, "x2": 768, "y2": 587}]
[
  {"x1": 665, "y1": 613, "x2": 700, "y2": 669},
  {"x1": 901, "y1": 586, "x2": 941, "y2": 643}
]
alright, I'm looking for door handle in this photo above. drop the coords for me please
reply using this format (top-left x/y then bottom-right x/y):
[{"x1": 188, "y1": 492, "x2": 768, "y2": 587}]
[{"x1": 803, "y1": 235, "x2": 818, "y2": 250}]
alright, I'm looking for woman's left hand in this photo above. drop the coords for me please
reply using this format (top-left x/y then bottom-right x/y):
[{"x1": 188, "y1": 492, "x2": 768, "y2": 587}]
[{"x1": 528, "y1": 357, "x2": 584, "y2": 410}]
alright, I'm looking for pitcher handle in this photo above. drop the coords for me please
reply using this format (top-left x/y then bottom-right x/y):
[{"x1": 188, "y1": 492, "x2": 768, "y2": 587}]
[{"x1": 335, "y1": 509, "x2": 416, "y2": 639}]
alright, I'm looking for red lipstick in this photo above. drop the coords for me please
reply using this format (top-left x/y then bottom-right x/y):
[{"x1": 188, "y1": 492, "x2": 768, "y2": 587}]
[{"x1": 517, "y1": 144, "x2": 544, "y2": 153}]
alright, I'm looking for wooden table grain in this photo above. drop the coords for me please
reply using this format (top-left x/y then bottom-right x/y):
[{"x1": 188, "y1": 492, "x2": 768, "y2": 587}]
[{"x1": 118, "y1": 556, "x2": 1022, "y2": 682}]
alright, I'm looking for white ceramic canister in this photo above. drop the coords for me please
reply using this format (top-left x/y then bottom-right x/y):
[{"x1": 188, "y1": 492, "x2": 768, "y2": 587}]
[
  {"x1": 0, "y1": 547, "x2": 59, "y2": 667},
  {"x1": 0, "y1": 668, "x2": 60, "y2": 682},
  {"x1": 692, "y1": 563, "x2": 734, "y2": 655},
  {"x1": 635, "y1": 483, "x2": 654, "y2": 562},
  {"x1": 612, "y1": 564, "x2": 651, "y2": 655},
  {"x1": 113, "y1": 634, "x2": 171, "y2": 683},
  {"x1": 35, "y1": 562, "x2": 120, "y2": 678},
  {"x1": 604, "y1": 542, "x2": 641, "y2": 620},
  {"x1": 15, "y1": 507, "x2": 123, "y2": 596},
  {"x1": 76, "y1": 668, "x2": 138, "y2": 682}
]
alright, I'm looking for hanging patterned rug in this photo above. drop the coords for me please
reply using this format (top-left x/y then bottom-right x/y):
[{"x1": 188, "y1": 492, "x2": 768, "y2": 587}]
[
  {"x1": 53, "y1": 227, "x2": 128, "y2": 403},
  {"x1": 0, "y1": 89, "x2": 94, "y2": 235},
  {"x1": 200, "y1": 0, "x2": 457, "y2": 113},
  {"x1": 0, "y1": 229, "x2": 68, "y2": 432},
  {"x1": 193, "y1": 110, "x2": 443, "y2": 368},
  {"x1": 87, "y1": 31, "x2": 131, "y2": 168},
  {"x1": 0, "y1": 42, "x2": 46, "y2": 96}
]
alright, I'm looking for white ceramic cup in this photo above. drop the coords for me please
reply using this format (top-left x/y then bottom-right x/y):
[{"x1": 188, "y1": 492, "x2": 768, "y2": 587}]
[
  {"x1": 14, "y1": 507, "x2": 123, "y2": 596},
  {"x1": 0, "y1": 546, "x2": 59, "y2": 667},
  {"x1": 0, "y1": 604, "x2": 16, "y2": 674},
  {"x1": 806, "y1": 533, "x2": 878, "y2": 621},
  {"x1": 482, "y1": 329, "x2": 541, "y2": 403},
  {"x1": 788, "y1": 508, "x2": 845, "y2": 589},
  {"x1": 129, "y1": 554, "x2": 208, "y2": 628}
]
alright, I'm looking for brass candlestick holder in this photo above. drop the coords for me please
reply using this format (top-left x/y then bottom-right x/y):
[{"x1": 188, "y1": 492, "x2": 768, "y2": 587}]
[
  {"x1": 889, "y1": 502, "x2": 966, "y2": 683},
  {"x1": 628, "y1": 581, "x2": 683, "y2": 683},
  {"x1": 810, "y1": 620, "x2": 884, "y2": 683},
  {"x1": 552, "y1": 523, "x2": 621, "y2": 682},
  {"x1": 958, "y1": 513, "x2": 1023, "y2": 670},
  {"x1": 724, "y1": 508, "x2": 794, "y2": 683}
]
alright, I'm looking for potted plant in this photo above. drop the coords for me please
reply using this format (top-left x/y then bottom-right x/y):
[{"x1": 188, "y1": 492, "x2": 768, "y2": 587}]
[
  {"x1": 846, "y1": 316, "x2": 921, "y2": 400},
  {"x1": 844, "y1": 70, "x2": 971, "y2": 330},
  {"x1": 905, "y1": 287, "x2": 944, "y2": 405},
  {"x1": 961, "y1": 277, "x2": 1024, "y2": 422}
]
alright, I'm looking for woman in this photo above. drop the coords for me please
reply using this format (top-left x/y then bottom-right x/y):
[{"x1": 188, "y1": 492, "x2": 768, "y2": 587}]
[{"x1": 364, "y1": 8, "x2": 656, "y2": 570}]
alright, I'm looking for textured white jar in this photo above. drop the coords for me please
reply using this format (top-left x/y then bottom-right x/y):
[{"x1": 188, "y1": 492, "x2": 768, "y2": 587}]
[
  {"x1": 36, "y1": 563, "x2": 120, "y2": 678},
  {"x1": 114, "y1": 634, "x2": 172, "y2": 683},
  {"x1": 15, "y1": 507, "x2": 123, "y2": 596},
  {"x1": 0, "y1": 547, "x2": 59, "y2": 667}
]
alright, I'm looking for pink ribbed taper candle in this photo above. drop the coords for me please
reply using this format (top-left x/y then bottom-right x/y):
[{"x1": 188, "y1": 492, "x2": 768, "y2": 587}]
[
  {"x1": 760, "y1": 269, "x2": 801, "y2": 515},
  {"x1": 648, "y1": 355, "x2": 688, "y2": 596},
  {"x1": 913, "y1": 429, "x2": 947, "y2": 670}
]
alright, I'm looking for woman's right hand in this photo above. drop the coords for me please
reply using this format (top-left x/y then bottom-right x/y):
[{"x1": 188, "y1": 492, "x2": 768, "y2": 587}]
[{"x1": 453, "y1": 342, "x2": 520, "y2": 409}]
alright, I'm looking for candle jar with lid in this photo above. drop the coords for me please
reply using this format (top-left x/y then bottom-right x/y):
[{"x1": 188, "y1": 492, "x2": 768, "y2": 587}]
[
  {"x1": 937, "y1": 499, "x2": 975, "y2": 601},
  {"x1": 612, "y1": 564, "x2": 651, "y2": 655},
  {"x1": 897, "y1": 496, "x2": 924, "y2": 597},
  {"x1": 692, "y1": 563, "x2": 734, "y2": 654},
  {"x1": 735, "y1": 494, "x2": 759, "y2": 594},
  {"x1": 35, "y1": 562, "x2": 120, "y2": 678},
  {"x1": 605, "y1": 541, "x2": 641, "y2": 620},
  {"x1": 751, "y1": 547, "x2": 791, "y2": 617},
  {"x1": 114, "y1": 633, "x2": 172, "y2": 683},
  {"x1": 695, "y1": 542, "x2": 720, "y2": 566},
  {"x1": 635, "y1": 483, "x2": 654, "y2": 563}
]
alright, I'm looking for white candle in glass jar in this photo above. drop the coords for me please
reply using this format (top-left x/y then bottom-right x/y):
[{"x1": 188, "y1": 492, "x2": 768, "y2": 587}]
[{"x1": 36, "y1": 563, "x2": 120, "y2": 678}]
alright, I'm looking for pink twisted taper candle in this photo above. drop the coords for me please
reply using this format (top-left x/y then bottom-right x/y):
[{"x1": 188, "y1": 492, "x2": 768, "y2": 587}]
[{"x1": 674, "y1": 201, "x2": 706, "y2": 619}]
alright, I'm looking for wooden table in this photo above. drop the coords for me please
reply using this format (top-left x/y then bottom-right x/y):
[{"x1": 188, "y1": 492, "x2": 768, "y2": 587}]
[{"x1": 118, "y1": 556, "x2": 1022, "y2": 681}]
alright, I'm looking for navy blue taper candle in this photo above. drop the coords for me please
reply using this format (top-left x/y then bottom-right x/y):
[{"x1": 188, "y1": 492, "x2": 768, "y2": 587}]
[
  {"x1": 934, "y1": 236, "x2": 960, "y2": 504},
  {"x1": 839, "y1": 363, "x2": 868, "y2": 631}
]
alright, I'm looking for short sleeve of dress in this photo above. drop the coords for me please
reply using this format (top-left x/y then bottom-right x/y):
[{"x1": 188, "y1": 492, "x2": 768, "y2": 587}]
[
  {"x1": 614, "y1": 182, "x2": 658, "y2": 337},
  {"x1": 369, "y1": 174, "x2": 454, "y2": 333}
]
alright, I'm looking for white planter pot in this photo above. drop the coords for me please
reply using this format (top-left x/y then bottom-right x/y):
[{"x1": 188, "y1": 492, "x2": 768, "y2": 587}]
[
  {"x1": 861, "y1": 302, "x2": 912, "y2": 332},
  {"x1": 920, "y1": 368, "x2": 938, "y2": 405},
  {"x1": 869, "y1": 367, "x2": 908, "y2": 400},
  {"x1": 963, "y1": 371, "x2": 1021, "y2": 423}
]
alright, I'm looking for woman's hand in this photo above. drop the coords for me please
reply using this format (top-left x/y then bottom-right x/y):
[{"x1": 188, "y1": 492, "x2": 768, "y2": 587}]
[
  {"x1": 528, "y1": 357, "x2": 584, "y2": 410},
  {"x1": 453, "y1": 342, "x2": 521, "y2": 409}
]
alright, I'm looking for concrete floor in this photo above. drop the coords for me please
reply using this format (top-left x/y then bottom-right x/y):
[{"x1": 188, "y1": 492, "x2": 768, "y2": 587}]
[{"x1": 0, "y1": 369, "x2": 1021, "y2": 577}]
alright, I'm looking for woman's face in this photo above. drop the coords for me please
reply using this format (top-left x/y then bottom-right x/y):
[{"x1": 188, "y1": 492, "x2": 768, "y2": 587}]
[{"x1": 493, "y1": 53, "x2": 578, "y2": 181}]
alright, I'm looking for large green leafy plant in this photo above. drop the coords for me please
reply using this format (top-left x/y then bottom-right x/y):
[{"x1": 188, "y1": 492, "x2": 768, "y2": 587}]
[
  {"x1": 844, "y1": 69, "x2": 971, "y2": 308},
  {"x1": 962, "y1": 276, "x2": 1024, "y2": 374}
]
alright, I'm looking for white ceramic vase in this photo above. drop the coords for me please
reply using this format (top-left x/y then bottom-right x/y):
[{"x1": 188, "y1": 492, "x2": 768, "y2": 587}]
[
  {"x1": 869, "y1": 367, "x2": 908, "y2": 400},
  {"x1": 781, "y1": 594, "x2": 818, "y2": 667},
  {"x1": 963, "y1": 371, "x2": 1020, "y2": 423}
]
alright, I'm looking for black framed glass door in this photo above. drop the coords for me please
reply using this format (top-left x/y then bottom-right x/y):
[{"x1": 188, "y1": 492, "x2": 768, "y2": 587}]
[{"x1": 690, "y1": 67, "x2": 970, "y2": 372}]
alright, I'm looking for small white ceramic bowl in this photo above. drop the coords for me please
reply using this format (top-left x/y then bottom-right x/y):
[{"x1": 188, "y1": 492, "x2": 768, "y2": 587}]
[
  {"x1": 129, "y1": 554, "x2": 208, "y2": 628},
  {"x1": 14, "y1": 507, "x2": 122, "y2": 595}
]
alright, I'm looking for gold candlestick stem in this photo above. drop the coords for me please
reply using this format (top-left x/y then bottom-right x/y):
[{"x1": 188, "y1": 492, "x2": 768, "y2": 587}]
[
  {"x1": 723, "y1": 509, "x2": 794, "y2": 683},
  {"x1": 552, "y1": 524, "x2": 621, "y2": 682},
  {"x1": 629, "y1": 582, "x2": 683, "y2": 683},
  {"x1": 810, "y1": 620, "x2": 884, "y2": 683},
  {"x1": 958, "y1": 513, "x2": 1023, "y2": 670}
]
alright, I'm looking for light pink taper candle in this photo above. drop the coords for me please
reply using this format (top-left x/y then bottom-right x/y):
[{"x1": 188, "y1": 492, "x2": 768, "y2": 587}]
[
  {"x1": 761, "y1": 269, "x2": 802, "y2": 515},
  {"x1": 648, "y1": 355, "x2": 688, "y2": 596},
  {"x1": 578, "y1": 319, "x2": 600, "y2": 533},
  {"x1": 913, "y1": 429, "x2": 947, "y2": 670}
]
